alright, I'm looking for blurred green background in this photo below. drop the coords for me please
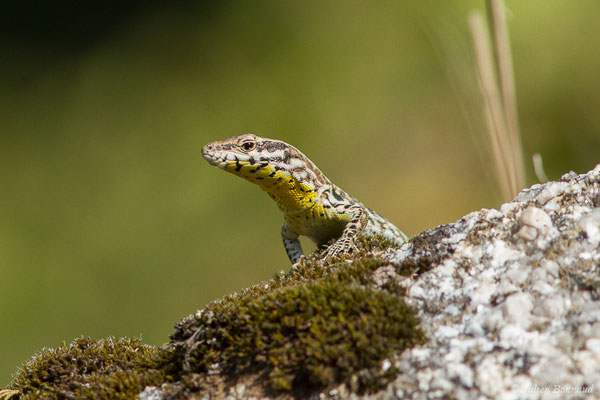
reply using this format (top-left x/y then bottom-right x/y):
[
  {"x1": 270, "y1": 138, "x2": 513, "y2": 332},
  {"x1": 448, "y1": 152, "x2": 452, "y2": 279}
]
[{"x1": 2, "y1": 0, "x2": 599, "y2": 383}]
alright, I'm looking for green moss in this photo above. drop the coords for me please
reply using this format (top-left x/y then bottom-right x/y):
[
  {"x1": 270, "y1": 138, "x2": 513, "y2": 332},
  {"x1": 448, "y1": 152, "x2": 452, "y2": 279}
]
[
  {"x1": 6, "y1": 238, "x2": 424, "y2": 398},
  {"x1": 169, "y1": 239, "x2": 426, "y2": 396},
  {"x1": 10, "y1": 337, "x2": 169, "y2": 400},
  {"x1": 173, "y1": 282, "x2": 422, "y2": 394}
]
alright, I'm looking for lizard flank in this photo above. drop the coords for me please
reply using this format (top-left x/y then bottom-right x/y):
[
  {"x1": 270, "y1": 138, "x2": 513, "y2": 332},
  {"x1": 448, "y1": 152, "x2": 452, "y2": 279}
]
[{"x1": 202, "y1": 134, "x2": 408, "y2": 263}]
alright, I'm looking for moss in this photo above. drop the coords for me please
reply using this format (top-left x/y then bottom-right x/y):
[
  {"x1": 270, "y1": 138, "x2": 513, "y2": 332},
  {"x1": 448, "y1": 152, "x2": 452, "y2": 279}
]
[
  {"x1": 181, "y1": 282, "x2": 421, "y2": 393},
  {"x1": 6, "y1": 238, "x2": 424, "y2": 398},
  {"x1": 168, "y1": 239, "x2": 425, "y2": 396},
  {"x1": 10, "y1": 337, "x2": 169, "y2": 400}
]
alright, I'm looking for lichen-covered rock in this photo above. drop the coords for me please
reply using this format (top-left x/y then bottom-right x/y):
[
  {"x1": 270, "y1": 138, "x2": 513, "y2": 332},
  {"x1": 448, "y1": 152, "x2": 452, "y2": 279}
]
[{"x1": 379, "y1": 165, "x2": 600, "y2": 400}]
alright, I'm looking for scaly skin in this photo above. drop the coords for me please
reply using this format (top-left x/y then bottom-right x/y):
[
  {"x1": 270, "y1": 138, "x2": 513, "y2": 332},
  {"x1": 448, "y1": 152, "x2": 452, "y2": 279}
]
[{"x1": 202, "y1": 134, "x2": 408, "y2": 263}]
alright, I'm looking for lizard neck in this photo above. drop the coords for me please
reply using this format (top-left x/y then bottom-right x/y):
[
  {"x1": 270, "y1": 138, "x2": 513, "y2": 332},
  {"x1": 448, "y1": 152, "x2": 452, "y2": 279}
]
[
  {"x1": 208, "y1": 138, "x2": 330, "y2": 213},
  {"x1": 263, "y1": 171, "x2": 319, "y2": 214}
]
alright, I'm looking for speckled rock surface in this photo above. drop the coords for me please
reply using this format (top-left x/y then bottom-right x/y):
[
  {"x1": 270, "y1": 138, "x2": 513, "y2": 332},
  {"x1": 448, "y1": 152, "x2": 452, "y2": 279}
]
[{"x1": 367, "y1": 165, "x2": 600, "y2": 400}]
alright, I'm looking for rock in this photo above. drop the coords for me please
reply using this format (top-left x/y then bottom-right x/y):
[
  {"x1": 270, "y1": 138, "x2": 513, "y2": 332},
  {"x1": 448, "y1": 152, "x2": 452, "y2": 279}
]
[
  {"x1": 520, "y1": 206, "x2": 553, "y2": 230},
  {"x1": 378, "y1": 164, "x2": 600, "y2": 399},
  {"x1": 138, "y1": 386, "x2": 167, "y2": 400},
  {"x1": 502, "y1": 292, "x2": 534, "y2": 328}
]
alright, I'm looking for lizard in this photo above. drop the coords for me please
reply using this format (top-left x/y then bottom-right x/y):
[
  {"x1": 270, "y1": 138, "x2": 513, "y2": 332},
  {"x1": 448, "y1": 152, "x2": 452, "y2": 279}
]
[{"x1": 201, "y1": 134, "x2": 408, "y2": 263}]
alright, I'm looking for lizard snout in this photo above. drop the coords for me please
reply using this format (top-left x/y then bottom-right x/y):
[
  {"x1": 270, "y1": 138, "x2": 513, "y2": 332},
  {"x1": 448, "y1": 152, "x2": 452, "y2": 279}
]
[{"x1": 202, "y1": 143, "x2": 219, "y2": 165}]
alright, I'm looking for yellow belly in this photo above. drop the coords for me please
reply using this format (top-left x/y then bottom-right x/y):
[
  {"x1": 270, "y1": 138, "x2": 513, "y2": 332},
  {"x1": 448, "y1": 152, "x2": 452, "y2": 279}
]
[{"x1": 285, "y1": 205, "x2": 349, "y2": 246}]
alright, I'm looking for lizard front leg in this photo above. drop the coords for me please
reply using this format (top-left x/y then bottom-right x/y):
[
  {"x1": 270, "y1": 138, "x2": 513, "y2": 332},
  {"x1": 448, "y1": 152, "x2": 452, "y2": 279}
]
[
  {"x1": 322, "y1": 205, "x2": 368, "y2": 259},
  {"x1": 281, "y1": 222, "x2": 303, "y2": 263}
]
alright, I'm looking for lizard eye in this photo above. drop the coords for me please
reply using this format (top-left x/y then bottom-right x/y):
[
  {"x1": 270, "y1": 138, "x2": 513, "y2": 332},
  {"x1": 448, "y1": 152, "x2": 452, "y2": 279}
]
[{"x1": 241, "y1": 141, "x2": 255, "y2": 151}]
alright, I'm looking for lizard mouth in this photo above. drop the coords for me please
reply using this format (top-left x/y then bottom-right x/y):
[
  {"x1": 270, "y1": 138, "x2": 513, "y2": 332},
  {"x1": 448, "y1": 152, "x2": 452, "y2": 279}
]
[
  {"x1": 202, "y1": 151, "x2": 239, "y2": 170},
  {"x1": 203, "y1": 155, "x2": 230, "y2": 171},
  {"x1": 202, "y1": 144, "x2": 251, "y2": 171},
  {"x1": 202, "y1": 152, "x2": 220, "y2": 166}
]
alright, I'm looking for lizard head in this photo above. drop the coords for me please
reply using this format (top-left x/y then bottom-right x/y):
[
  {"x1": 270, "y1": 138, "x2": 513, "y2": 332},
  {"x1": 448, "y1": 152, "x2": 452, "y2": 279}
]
[
  {"x1": 202, "y1": 133, "x2": 288, "y2": 170},
  {"x1": 202, "y1": 134, "x2": 329, "y2": 211}
]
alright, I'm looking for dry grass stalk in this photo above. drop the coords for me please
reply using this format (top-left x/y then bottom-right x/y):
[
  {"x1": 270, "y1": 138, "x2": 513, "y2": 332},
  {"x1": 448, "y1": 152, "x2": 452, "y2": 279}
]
[
  {"x1": 469, "y1": 0, "x2": 526, "y2": 201},
  {"x1": 468, "y1": 12, "x2": 513, "y2": 201},
  {"x1": 487, "y1": 0, "x2": 526, "y2": 190}
]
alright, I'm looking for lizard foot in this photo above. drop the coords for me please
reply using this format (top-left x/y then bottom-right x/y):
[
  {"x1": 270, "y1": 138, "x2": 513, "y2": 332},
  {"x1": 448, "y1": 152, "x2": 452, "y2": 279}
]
[{"x1": 322, "y1": 237, "x2": 360, "y2": 259}]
